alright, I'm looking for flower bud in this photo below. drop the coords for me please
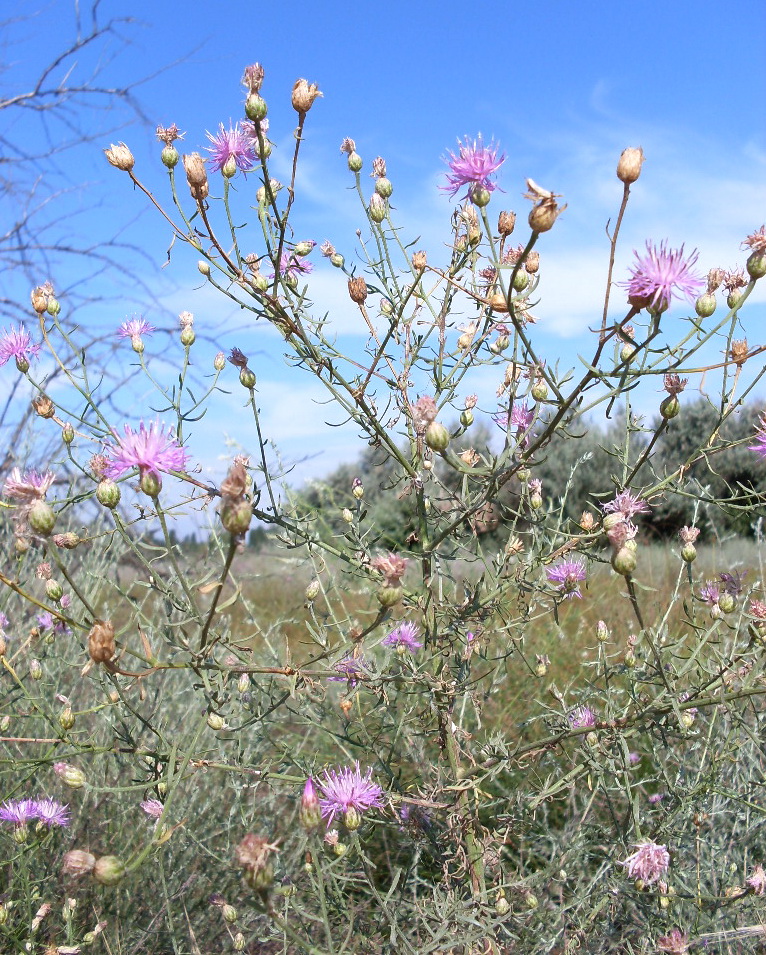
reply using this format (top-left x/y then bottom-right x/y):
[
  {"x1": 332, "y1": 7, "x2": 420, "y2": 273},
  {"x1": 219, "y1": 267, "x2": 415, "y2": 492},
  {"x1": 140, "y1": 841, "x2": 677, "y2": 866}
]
[
  {"x1": 460, "y1": 410, "x2": 474, "y2": 427},
  {"x1": 245, "y1": 94, "x2": 268, "y2": 121},
  {"x1": 220, "y1": 498, "x2": 252, "y2": 536},
  {"x1": 93, "y1": 855, "x2": 125, "y2": 887},
  {"x1": 180, "y1": 326, "x2": 195, "y2": 347},
  {"x1": 512, "y1": 270, "x2": 529, "y2": 292},
  {"x1": 727, "y1": 290, "x2": 743, "y2": 309},
  {"x1": 207, "y1": 712, "x2": 226, "y2": 731},
  {"x1": 616, "y1": 146, "x2": 645, "y2": 184},
  {"x1": 747, "y1": 251, "x2": 766, "y2": 280},
  {"x1": 161, "y1": 145, "x2": 179, "y2": 168},
  {"x1": 330, "y1": 252, "x2": 345, "y2": 268},
  {"x1": 62, "y1": 422, "x2": 75, "y2": 444},
  {"x1": 104, "y1": 143, "x2": 135, "y2": 172},
  {"x1": 611, "y1": 546, "x2": 637, "y2": 576},
  {"x1": 680, "y1": 542, "x2": 697, "y2": 563},
  {"x1": 46, "y1": 579, "x2": 63, "y2": 602},
  {"x1": 292, "y1": 79, "x2": 322, "y2": 115},
  {"x1": 59, "y1": 706, "x2": 75, "y2": 731},
  {"x1": 299, "y1": 778, "x2": 322, "y2": 831},
  {"x1": 679, "y1": 711, "x2": 695, "y2": 730},
  {"x1": 424, "y1": 421, "x2": 450, "y2": 452},
  {"x1": 412, "y1": 250, "x2": 427, "y2": 272},
  {"x1": 695, "y1": 292, "x2": 717, "y2": 317},
  {"x1": 596, "y1": 620, "x2": 609, "y2": 642},
  {"x1": 95, "y1": 479, "x2": 121, "y2": 509},
  {"x1": 525, "y1": 251, "x2": 540, "y2": 274},
  {"x1": 237, "y1": 673, "x2": 250, "y2": 695},
  {"x1": 375, "y1": 177, "x2": 393, "y2": 199},
  {"x1": 214, "y1": 351, "x2": 226, "y2": 371},
  {"x1": 377, "y1": 585, "x2": 403, "y2": 608},
  {"x1": 33, "y1": 395, "x2": 55, "y2": 418},
  {"x1": 531, "y1": 379, "x2": 548, "y2": 401},
  {"x1": 346, "y1": 150, "x2": 363, "y2": 172},
  {"x1": 470, "y1": 186, "x2": 491, "y2": 207},
  {"x1": 139, "y1": 471, "x2": 162, "y2": 497},
  {"x1": 233, "y1": 932, "x2": 246, "y2": 951},
  {"x1": 343, "y1": 806, "x2": 362, "y2": 831},
  {"x1": 530, "y1": 492, "x2": 543, "y2": 510},
  {"x1": 341, "y1": 507, "x2": 354, "y2": 524},
  {"x1": 718, "y1": 592, "x2": 735, "y2": 614},
  {"x1": 369, "y1": 193, "x2": 386, "y2": 223},
  {"x1": 55, "y1": 762, "x2": 87, "y2": 788},
  {"x1": 528, "y1": 198, "x2": 563, "y2": 233},
  {"x1": 305, "y1": 579, "x2": 321, "y2": 602},
  {"x1": 659, "y1": 396, "x2": 680, "y2": 419},
  {"x1": 199, "y1": 260, "x2": 211, "y2": 276},
  {"x1": 29, "y1": 659, "x2": 43, "y2": 680},
  {"x1": 239, "y1": 367, "x2": 256, "y2": 389},
  {"x1": 352, "y1": 479, "x2": 364, "y2": 500},
  {"x1": 28, "y1": 500, "x2": 56, "y2": 536}
]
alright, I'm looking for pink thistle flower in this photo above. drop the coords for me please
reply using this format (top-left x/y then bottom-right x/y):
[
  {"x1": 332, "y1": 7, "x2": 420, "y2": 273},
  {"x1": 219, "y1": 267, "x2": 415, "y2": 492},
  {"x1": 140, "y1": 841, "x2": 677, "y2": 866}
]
[
  {"x1": 656, "y1": 928, "x2": 690, "y2": 954},
  {"x1": 621, "y1": 840, "x2": 670, "y2": 884},
  {"x1": 443, "y1": 135, "x2": 505, "y2": 202},
  {"x1": 140, "y1": 799, "x2": 164, "y2": 818},
  {"x1": 568, "y1": 705, "x2": 597, "y2": 729},
  {"x1": 33, "y1": 798, "x2": 71, "y2": 828},
  {"x1": 411, "y1": 396, "x2": 438, "y2": 431},
  {"x1": 205, "y1": 122, "x2": 257, "y2": 173},
  {"x1": 621, "y1": 241, "x2": 704, "y2": 312},
  {"x1": 317, "y1": 762, "x2": 384, "y2": 826},
  {"x1": 0, "y1": 798, "x2": 38, "y2": 824},
  {"x1": 382, "y1": 622, "x2": 422, "y2": 651},
  {"x1": 3, "y1": 468, "x2": 55, "y2": 504},
  {"x1": 748, "y1": 414, "x2": 766, "y2": 458},
  {"x1": 328, "y1": 655, "x2": 368, "y2": 687},
  {"x1": 546, "y1": 558, "x2": 587, "y2": 599},
  {"x1": 273, "y1": 251, "x2": 313, "y2": 282},
  {"x1": 699, "y1": 581, "x2": 721, "y2": 606},
  {"x1": 603, "y1": 490, "x2": 651, "y2": 519},
  {"x1": 117, "y1": 317, "x2": 155, "y2": 341},
  {"x1": 746, "y1": 863, "x2": 766, "y2": 895},
  {"x1": 742, "y1": 225, "x2": 766, "y2": 254},
  {"x1": 0, "y1": 324, "x2": 42, "y2": 368},
  {"x1": 105, "y1": 420, "x2": 189, "y2": 480},
  {"x1": 371, "y1": 552, "x2": 408, "y2": 587}
]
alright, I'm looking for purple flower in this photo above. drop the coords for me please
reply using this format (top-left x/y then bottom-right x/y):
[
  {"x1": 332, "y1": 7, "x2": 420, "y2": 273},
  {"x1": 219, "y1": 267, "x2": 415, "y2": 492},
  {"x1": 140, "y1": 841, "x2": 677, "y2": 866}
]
[
  {"x1": 621, "y1": 840, "x2": 670, "y2": 884},
  {"x1": 749, "y1": 414, "x2": 766, "y2": 458},
  {"x1": 33, "y1": 798, "x2": 70, "y2": 828},
  {"x1": 328, "y1": 655, "x2": 367, "y2": 687},
  {"x1": 205, "y1": 122, "x2": 257, "y2": 173},
  {"x1": 105, "y1": 420, "x2": 189, "y2": 480},
  {"x1": 621, "y1": 241, "x2": 703, "y2": 312},
  {"x1": 443, "y1": 135, "x2": 505, "y2": 202},
  {"x1": 746, "y1": 863, "x2": 766, "y2": 895},
  {"x1": 699, "y1": 581, "x2": 721, "y2": 606},
  {"x1": 0, "y1": 324, "x2": 41, "y2": 368},
  {"x1": 382, "y1": 622, "x2": 422, "y2": 652},
  {"x1": 140, "y1": 798, "x2": 164, "y2": 818},
  {"x1": 317, "y1": 762, "x2": 384, "y2": 826},
  {"x1": 273, "y1": 251, "x2": 313, "y2": 282},
  {"x1": 0, "y1": 611, "x2": 8, "y2": 630},
  {"x1": 656, "y1": 929, "x2": 690, "y2": 954},
  {"x1": 36, "y1": 612, "x2": 54, "y2": 630},
  {"x1": 117, "y1": 317, "x2": 155, "y2": 341},
  {"x1": 546, "y1": 558, "x2": 587, "y2": 599},
  {"x1": 0, "y1": 798, "x2": 38, "y2": 824},
  {"x1": 568, "y1": 705, "x2": 597, "y2": 729},
  {"x1": 603, "y1": 490, "x2": 651, "y2": 520}
]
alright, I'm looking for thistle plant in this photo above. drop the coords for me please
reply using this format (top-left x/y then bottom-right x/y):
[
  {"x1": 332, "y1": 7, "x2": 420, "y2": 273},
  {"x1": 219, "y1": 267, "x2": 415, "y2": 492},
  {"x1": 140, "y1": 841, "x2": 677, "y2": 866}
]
[{"x1": 2, "y1": 61, "x2": 766, "y2": 954}]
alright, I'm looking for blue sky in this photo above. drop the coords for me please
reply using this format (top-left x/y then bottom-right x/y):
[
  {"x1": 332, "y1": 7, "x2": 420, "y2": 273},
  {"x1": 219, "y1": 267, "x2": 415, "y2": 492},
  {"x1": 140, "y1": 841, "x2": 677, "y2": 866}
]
[{"x1": 2, "y1": 0, "x2": 765, "y2": 510}]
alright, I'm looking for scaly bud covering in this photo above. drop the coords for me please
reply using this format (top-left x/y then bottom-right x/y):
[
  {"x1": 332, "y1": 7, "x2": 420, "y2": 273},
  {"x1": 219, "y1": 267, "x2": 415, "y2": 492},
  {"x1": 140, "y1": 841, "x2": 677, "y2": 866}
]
[
  {"x1": 54, "y1": 762, "x2": 87, "y2": 789},
  {"x1": 104, "y1": 143, "x2": 135, "y2": 172},
  {"x1": 88, "y1": 619, "x2": 115, "y2": 664},
  {"x1": 62, "y1": 850, "x2": 97, "y2": 878},
  {"x1": 348, "y1": 276, "x2": 368, "y2": 304},
  {"x1": 28, "y1": 500, "x2": 56, "y2": 536},
  {"x1": 616, "y1": 146, "x2": 645, "y2": 184},
  {"x1": 219, "y1": 459, "x2": 253, "y2": 536},
  {"x1": 498, "y1": 211, "x2": 516, "y2": 236},
  {"x1": 291, "y1": 79, "x2": 322, "y2": 115},
  {"x1": 236, "y1": 834, "x2": 279, "y2": 892},
  {"x1": 528, "y1": 196, "x2": 565, "y2": 233},
  {"x1": 424, "y1": 421, "x2": 450, "y2": 452},
  {"x1": 299, "y1": 778, "x2": 322, "y2": 831},
  {"x1": 369, "y1": 193, "x2": 386, "y2": 223},
  {"x1": 182, "y1": 153, "x2": 209, "y2": 201},
  {"x1": 93, "y1": 855, "x2": 126, "y2": 887}
]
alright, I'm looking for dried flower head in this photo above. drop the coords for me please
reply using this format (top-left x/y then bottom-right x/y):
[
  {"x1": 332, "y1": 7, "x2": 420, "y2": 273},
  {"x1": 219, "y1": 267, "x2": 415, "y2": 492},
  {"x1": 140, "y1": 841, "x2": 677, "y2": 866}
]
[
  {"x1": 371, "y1": 156, "x2": 387, "y2": 178},
  {"x1": 292, "y1": 78, "x2": 322, "y2": 114},
  {"x1": 678, "y1": 526, "x2": 700, "y2": 544},
  {"x1": 317, "y1": 762, "x2": 385, "y2": 826},
  {"x1": 104, "y1": 143, "x2": 134, "y2": 172},
  {"x1": 722, "y1": 268, "x2": 747, "y2": 293},
  {"x1": 622, "y1": 241, "x2": 703, "y2": 312},
  {"x1": 663, "y1": 373, "x2": 687, "y2": 396},
  {"x1": 411, "y1": 396, "x2": 438, "y2": 431},
  {"x1": 235, "y1": 833, "x2": 278, "y2": 891},
  {"x1": 242, "y1": 63, "x2": 265, "y2": 94},
  {"x1": 347, "y1": 276, "x2": 368, "y2": 304},
  {"x1": 742, "y1": 225, "x2": 766, "y2": 254},
  {"x1": 156, "y1": 124, "x2": 183, "y2": 146},
  {"x1": 62, "y1": 849, "x2": 97, "y2": 877},
  {"x1": 746, "y1": 863, "x2": 766, "y2": 895},
  {"x1": 371, "y1": 552, "x2": 408, "y2": 587},
  {"x1": 88, "y1": 619, "x2": 115, "y2": 664},
  {"x1": 443, "y1": 135, "x2": 505, "y2": 204},
  {"x1": 498, "y1": 210, "x2": 516, "y2": 236},
  {"x1": 656, "y1": 929, "x2": 690, "y2": 954},
  {"x1": 340, "y1": 137, "x2": 356, "y2": 154},
  {"x1": 616, "y1": 146, "x2": 645, "y2": 184},
  {"x1": 730, "y1": 339, "x2": 749, "y2": 366},
  {"x1": 182, "y1": 152, "x2": 209, "y2": 201},
  {"x1": 621, "y1": 840, "x2": 670, "y2": 884},
  {"x1": 706, "y1": 267, "x2": 725, "y2": 293}
]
